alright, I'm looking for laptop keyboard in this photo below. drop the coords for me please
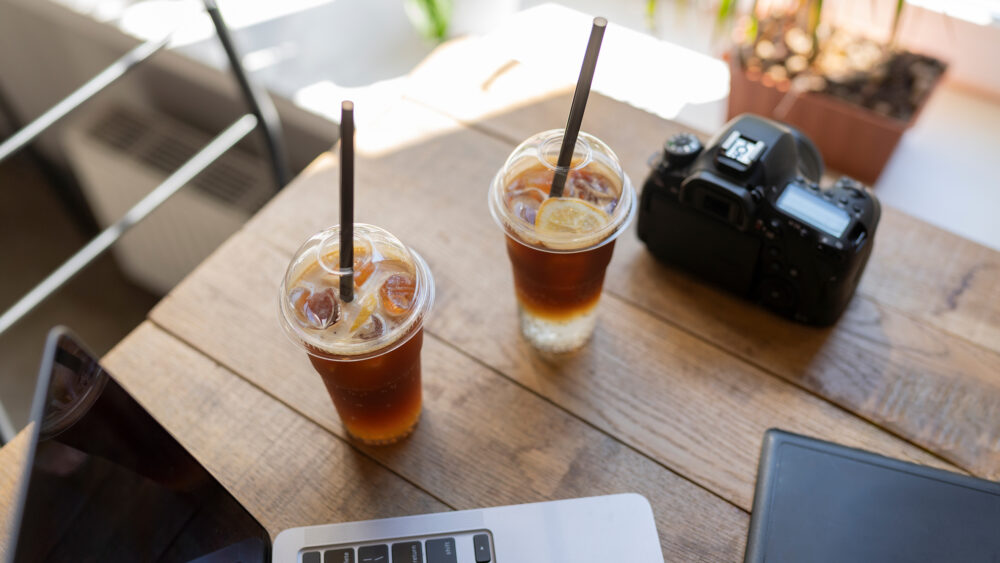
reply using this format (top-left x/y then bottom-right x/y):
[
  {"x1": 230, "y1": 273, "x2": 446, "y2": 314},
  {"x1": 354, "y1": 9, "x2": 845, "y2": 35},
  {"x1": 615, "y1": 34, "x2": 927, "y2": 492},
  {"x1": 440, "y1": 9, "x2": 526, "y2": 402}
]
[{"x1": 301, "y1": 531, "x2": 493, "y2": 563}]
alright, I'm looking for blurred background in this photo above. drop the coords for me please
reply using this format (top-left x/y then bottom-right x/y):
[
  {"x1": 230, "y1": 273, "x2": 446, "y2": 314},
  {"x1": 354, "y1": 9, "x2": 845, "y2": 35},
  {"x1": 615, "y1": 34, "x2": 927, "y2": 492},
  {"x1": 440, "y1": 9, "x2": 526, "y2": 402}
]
[{"x1": 1, "y1": 0, "x2": 999, "y2": 438}]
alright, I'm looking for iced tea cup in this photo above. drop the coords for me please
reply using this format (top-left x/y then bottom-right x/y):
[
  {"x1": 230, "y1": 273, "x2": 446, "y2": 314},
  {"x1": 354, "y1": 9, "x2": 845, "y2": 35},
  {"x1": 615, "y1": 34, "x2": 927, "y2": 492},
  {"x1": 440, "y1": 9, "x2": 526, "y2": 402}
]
[
  {"x1": 488, "y1": 130, "x2": 635, "y2": 353},
  {"x1": 278, "y1": 224, "x2": 434, "y2": 445}
]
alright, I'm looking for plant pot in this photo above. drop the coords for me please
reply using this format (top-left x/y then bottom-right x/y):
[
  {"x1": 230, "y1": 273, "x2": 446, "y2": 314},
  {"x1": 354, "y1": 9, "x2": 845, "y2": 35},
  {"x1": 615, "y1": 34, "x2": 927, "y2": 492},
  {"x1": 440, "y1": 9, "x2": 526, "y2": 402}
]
[{"x1": 726, "y1": 53, "x2": 941, "y2": 184}]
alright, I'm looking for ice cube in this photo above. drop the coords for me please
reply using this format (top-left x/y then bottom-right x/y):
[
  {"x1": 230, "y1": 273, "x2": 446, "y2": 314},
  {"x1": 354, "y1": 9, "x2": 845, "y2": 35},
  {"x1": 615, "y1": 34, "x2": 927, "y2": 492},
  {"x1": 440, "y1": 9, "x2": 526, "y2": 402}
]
[
  {"x1": 507, "y1": 187, "x2": 546, "y2": 224},
  {"x1": 355, "y1": 312, "x2": 386, "y2": 341},
  {"x1": 565, "y1": 171, "x2": 618, "y2": 213},
  {"x1": 290, "y1": 286, "x2": 340, "y2": 329},
  {"x1": 317, "y1": 235, "x2": 376, "y2": 287},
  {"x1": 379, "y1": 273, "x2": 416, "y2": 317},
  {"x1": 508, "y1": 167, "x2": 554, "y2": 193}
]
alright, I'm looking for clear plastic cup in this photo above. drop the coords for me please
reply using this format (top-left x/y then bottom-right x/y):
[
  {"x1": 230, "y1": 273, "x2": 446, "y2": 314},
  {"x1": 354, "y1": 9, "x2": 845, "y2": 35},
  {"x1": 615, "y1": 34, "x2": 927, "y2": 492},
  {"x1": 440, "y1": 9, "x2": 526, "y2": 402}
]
[
  {"x1": 278, "y1": 224, "x2": 434, "y2": 444},
  {"x1": 488, "y1": 129, "x2": 636, "y2": 353}
]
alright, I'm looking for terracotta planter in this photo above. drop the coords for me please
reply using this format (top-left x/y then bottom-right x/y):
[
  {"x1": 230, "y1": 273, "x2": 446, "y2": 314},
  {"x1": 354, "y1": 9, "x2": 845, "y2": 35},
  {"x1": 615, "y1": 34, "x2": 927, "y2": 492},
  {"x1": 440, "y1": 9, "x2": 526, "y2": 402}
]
[{"x1": 726, "y1": 54, "x2": 939, "y2": 184}]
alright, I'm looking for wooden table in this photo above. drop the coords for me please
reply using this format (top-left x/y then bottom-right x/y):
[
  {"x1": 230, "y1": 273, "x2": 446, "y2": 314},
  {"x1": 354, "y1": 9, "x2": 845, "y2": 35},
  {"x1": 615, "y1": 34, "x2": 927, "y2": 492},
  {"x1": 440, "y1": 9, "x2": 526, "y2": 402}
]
[{"x1": 3, "y1": 38, "x2": 1000, "y2": 561}]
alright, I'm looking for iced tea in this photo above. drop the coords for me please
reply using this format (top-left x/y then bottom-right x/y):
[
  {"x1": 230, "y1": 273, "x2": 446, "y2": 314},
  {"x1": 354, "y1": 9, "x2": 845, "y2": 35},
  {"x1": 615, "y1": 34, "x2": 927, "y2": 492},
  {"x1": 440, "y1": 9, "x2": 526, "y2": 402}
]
[
  {"x1": 489, "y1": 130, "x2": 635, "y2": 352},
  {"x1": 279, "y1": 224, "x2": 434, "y2": 444}
]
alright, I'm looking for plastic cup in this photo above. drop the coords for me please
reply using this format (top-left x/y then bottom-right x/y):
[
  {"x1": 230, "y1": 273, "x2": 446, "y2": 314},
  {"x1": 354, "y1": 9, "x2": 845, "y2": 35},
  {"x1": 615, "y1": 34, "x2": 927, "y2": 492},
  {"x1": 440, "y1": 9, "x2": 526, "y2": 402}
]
[
  {"x1": 488, "y1": 129, "x2": 635, "y2": 353},
  {"x1": 278, "y1": 224, "x2": 434, "y2": 444}
]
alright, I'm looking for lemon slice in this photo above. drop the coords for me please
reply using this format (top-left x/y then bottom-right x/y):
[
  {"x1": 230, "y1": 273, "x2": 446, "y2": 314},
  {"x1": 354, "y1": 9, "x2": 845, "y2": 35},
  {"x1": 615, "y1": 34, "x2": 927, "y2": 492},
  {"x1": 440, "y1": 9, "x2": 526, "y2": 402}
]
[
  {"x1": 349, "y1": 293, "x2": 378, "y2": 333},
  {"x1": 534, "y1": 197, "x2": 610, "y2": 234}
]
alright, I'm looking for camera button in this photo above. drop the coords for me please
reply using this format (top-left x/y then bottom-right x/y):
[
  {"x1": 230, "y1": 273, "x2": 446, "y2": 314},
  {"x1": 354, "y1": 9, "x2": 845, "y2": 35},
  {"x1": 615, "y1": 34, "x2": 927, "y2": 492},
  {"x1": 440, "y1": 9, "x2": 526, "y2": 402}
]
[
  {"x1": 767, "y1": 246, "x2": 781, "y2": 258},
  {"x1": 838, "y1": 196, "x2": 849, "y2": 204},
  {"x1": 788, "y1": 267, "x2": 799, "y2": 278},
  {"x1": 846, "y1": 186, "x2": 865, "y2": 198},
  {"x1": 759, "y1": 277, "x2": 796, "y2": 310},
  {"x1": 853, "y1": 204, "x2": 862, "y2": 213},
  {"x1": 768, "y1": 261, "x2": 782, "y2": 273}
]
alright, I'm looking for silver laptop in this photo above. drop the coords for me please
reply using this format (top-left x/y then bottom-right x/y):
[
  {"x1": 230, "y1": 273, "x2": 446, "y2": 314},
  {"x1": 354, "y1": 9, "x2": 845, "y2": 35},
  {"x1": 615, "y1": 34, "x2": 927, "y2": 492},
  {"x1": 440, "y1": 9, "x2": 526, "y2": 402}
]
[{"x1": 5, "y1": 327, "x2": 663, "y2": 562}]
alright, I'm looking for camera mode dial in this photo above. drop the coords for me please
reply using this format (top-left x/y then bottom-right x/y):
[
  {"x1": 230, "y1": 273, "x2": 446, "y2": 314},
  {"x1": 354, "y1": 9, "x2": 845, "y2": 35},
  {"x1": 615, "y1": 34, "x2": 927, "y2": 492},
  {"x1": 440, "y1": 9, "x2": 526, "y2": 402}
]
[
  {"x1": 835, "y1": 177, "x2": 867, "y2": 200},
  {"x1": 663, "y1": 133, "x2": 702, "y2": 168}
]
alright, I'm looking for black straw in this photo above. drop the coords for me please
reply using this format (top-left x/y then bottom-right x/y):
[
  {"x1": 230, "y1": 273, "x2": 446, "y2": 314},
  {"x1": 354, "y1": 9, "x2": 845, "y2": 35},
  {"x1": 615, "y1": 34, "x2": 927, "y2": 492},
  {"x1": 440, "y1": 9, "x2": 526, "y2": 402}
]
[
  {"x1": 339, "y1": 101, "x2": 355, "y2": 302},
  {"x1": 550, "y1": 16, "x2": 607, "y2": 198}
]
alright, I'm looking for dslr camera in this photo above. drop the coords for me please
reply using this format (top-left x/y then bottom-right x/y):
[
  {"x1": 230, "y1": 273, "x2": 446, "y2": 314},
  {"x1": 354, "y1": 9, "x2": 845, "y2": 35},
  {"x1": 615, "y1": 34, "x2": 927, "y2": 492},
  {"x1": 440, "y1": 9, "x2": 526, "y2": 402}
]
[{"x1": 637, "y1": 114, "x2": 881, "y2": 325}]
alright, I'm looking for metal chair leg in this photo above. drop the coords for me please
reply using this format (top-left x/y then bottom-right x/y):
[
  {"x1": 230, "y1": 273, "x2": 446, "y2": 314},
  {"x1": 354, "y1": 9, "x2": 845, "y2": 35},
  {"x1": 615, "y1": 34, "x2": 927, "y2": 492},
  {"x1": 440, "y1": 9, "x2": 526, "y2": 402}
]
[
  {"x1": 205, "y1": 0, "x2": 289, "y2": 190},
  {"x1": 0, "y1": 399, "x2": 15, "y2": 444},
  {"x1": 0, "y1": 37, "x2": 168, "y2": 166},
  {"x1": 0, "y1": 115, "x2": 258, "y2": 338}
]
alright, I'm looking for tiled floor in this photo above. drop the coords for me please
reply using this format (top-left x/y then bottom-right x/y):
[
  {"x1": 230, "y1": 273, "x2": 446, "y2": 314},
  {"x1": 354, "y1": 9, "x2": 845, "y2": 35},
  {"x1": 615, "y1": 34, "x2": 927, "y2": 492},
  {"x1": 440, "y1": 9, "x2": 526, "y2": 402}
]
[{"x1": 0, "y1": 156, "x2": 158, "y2": 437}]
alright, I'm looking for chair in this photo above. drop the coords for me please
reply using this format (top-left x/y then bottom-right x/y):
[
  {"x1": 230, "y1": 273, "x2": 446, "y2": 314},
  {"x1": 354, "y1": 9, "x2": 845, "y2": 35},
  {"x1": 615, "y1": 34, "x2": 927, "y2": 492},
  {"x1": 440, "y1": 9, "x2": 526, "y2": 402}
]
[{"x1": 0, "y1": 0, "x2": 289, "y2": 443}]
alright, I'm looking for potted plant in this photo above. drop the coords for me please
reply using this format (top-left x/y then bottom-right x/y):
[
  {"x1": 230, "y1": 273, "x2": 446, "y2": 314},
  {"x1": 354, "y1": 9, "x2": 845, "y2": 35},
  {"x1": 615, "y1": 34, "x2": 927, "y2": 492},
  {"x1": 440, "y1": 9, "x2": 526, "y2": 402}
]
[{"x1": 718, "y1": 0, "x2": 946, "y2": 183}]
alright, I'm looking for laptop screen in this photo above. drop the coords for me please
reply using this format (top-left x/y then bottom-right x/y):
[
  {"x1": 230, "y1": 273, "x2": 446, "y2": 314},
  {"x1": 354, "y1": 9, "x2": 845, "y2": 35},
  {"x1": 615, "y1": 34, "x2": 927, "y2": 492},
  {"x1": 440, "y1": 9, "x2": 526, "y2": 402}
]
[{"x1": 8, "y1": 328, "x2": 270, "y2": 562}]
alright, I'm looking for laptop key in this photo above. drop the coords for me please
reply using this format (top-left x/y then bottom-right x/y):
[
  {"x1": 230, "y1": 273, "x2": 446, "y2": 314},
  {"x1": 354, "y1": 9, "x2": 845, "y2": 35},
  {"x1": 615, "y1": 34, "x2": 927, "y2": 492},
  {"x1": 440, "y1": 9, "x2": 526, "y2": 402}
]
[
  {"x1": 425, "y1": 538, "x2": 457, "y2": 563},
  {"x1": 303, "y1": 552, "x2": 322, "y2": 563},
  {"x1": 391, "y1": 541, "x2": 423, "y2": 563},
  {"x1": 472, "y1": 534, "x2": 491, "y2": 563},
  {"x1": 358, "y1": 544, "x2": 389, "y2": 562},
  {"x1": 326, "y1": 548, "x2": 355, "y2": 563}
]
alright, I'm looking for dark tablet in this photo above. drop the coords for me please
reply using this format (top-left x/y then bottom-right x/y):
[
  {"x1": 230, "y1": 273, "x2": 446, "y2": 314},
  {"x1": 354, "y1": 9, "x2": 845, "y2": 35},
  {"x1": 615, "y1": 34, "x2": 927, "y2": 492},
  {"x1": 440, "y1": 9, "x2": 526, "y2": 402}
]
[{"x1": 745, "y1": 429, "x2": 1000, "y2": 563}]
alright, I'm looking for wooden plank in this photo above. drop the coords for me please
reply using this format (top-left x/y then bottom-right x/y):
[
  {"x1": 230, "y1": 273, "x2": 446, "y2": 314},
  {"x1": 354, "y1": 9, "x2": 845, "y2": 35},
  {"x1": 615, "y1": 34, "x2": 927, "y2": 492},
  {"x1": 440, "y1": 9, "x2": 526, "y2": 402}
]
[
  {"x1": 398, "y1": 43, "x2": 1000, "y2": 476},
  {"x1": 154, "y1": 105, "x2": 959, "y2": 515},
  {"x1": 866, "y1": 210, "x2": 1000, "y2": 354},
  {"x1": 115, "y1": 324, "x2": 445, "y2": 536},
  {"x1": 406, "y1": 36, "x2": 1000, "y2": 358},
  {"x1": 151, "y1": 230, "x2": 750, "y2": 561},
  {"x1": 0, "y1": 429, "x2": 30, "y2": 560}
]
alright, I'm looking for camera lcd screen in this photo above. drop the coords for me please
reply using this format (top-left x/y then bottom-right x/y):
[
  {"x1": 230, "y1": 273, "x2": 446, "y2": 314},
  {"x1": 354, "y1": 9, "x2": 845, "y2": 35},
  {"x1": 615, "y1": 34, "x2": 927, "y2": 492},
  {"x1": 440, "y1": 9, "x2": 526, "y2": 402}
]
[{"x1": 776, "y1": 184, "x2": 851, "y2": 238}]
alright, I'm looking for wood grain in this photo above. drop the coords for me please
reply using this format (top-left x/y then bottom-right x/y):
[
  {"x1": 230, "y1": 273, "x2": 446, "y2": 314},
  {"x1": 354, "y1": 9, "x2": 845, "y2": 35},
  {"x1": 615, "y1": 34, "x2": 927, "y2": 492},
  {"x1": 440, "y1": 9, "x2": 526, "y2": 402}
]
[
  {"x1": 116, "y1": 324, "x2": 445, "y2": 536},
  {"x1": 406, "y1": 36, "x2": 1000, "y2": 357},
  {"x1": 153, "y1": 103, "x2": 959, "y2": 517},
  {"x1": 0, "y1": 428, "x2": 30, "y2": 561},
  {"x1": 151, "y1": 230, "x2": 750, "y2": 560},
  {"x1": 398, "y1": 42, "x2": 1000, "y2": 476}
]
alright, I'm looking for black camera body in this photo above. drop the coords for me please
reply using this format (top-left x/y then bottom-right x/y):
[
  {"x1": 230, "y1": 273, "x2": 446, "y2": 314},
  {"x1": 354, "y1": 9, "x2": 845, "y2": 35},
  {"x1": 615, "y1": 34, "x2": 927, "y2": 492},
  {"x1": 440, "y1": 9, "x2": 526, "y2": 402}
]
[{"x1": 637, "y1": 114, "x2": 881, "y2": 326}]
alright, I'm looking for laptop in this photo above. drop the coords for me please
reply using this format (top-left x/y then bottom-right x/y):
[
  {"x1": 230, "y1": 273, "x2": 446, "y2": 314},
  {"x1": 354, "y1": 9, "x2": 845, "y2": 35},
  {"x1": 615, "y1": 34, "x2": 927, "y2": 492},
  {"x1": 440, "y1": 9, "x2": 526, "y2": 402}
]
[
  {"x1": 5, "y1": 327, "x2": 664, "y2": 562},
  {"x1": 745, "y1": 429, "x2": 1000, "y2": 562}
]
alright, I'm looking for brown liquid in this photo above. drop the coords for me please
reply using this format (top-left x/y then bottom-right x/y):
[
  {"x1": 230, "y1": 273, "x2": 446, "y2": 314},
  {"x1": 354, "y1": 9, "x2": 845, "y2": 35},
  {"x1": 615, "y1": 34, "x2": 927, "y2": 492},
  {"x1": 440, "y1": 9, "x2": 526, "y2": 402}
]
[
  {"x1": 307, "y1": 328, "x2": 423, "y2": 444},
  {"x1": 506, "y1": 237, "x2": 615, "y2": 319},
  {"x1": 502, "y1": 162, "x2": 621, "y2": 319}
]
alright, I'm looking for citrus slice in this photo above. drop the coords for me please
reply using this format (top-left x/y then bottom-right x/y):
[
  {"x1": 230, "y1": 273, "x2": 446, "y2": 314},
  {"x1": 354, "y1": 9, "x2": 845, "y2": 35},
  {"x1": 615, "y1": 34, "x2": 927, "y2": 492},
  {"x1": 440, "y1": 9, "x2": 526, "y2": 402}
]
[
  {"x1": 534, "y1": 197, "x2": 610, "y2": 234},
  {"x1": 349, "y1": 293, "x2": 378, "y2": 333}
]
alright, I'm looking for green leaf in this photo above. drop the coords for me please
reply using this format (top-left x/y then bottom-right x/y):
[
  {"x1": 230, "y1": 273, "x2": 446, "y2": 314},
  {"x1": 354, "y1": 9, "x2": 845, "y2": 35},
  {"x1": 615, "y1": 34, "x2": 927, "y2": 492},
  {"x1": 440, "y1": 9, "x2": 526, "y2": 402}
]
[
  {"x1": 404, "y1": 0, "x2": 453, "y2": 42},
  {"x1": 890, "y1": 0, "x2": 905, "y2": 46}
]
